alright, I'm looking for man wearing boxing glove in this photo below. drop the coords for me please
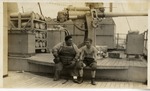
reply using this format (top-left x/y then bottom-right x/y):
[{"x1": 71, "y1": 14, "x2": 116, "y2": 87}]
[{"x1": 52, "y1": 35, "x2": 80, "y2": 83}]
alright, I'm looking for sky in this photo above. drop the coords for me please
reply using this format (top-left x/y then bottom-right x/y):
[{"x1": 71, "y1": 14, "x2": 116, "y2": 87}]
[{"x1": 16, "y1": 1, "x2": 148, "y2": 34}]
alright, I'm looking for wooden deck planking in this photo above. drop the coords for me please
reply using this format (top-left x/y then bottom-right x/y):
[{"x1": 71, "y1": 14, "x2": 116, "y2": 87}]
[
  {"x1": 129, "y1": 60, "x2": 134, "y2": 67},
  {"x1": 133, "y1": 61, "x2": 140, "y2": 67},
  {"x1": 68, "y1": 81, "x2": 82, "y2": 88},
  {"x1": 16, "y1": 77, "x2": 44, "y2": 88},
  {"x1": 96, "y1": 81, "x2": 103, "y2": 88},
  {"x1": 114, "y1": 60, "x2": 126, "y2": 69},
  {"x1": 97, "y1": 59, "x2": 105, "y2": 66},
  {"x1": 26, "y1": 53, "x2": 147, "y2": 70},
  {"x1": 38, "y1": 79, "x2": 60, "y2": 88},
  {"x1": 98, "y1": 59, "x2": 108, "y2": 66},
  {"x1": 105, "y1": 81, "x2": 113, "y2": 88},
  {"x1": 139, "y1": 61, "x2": 144, "y2": 67},
  {"x1": 15, "y1": 72, "x2": 42, "y2": 86},
  {"x1": 120, "y1": 82, "x2": 126, "y2": 88},
  {"x1": 121, "y1": 82, "x2": 128, "y2": 88},
  {"x1": 105, "y1": 58, "x2": 114, "y2": 66},
  {"x1": 60, "y1": 80, "x2": 77, "y2": 88},
  {"x1": 140, "y1": 60, "x2": 147, "y2": 67},
  {"x1": 25, "y1": 77, "x2": 51, "y2": 88},
  {"x1": 133, "y1": 82, "x2": 145, "y2": 89},
  {"x1": 113, "y1": 81, "x2": 119, "y2": 88},
  {"x1": 95, "y1": 81, "x2": 102, "y2": 88},
  {"x1": 75, "y1": 81, "x2": 89, "y2": 88},
  {"x1": 113, "y1": 59, "x2": 120, "y2": 66},
  {"x1": 125, "y1": 59, "x2": 129, "y2": 66},
  {"x1": 101, "y1": 81, "x2": 108, "y2": 88},
  {"x1": 51, "y1": 80, "x2": 67, "y2": 88},
  {"x1": 128, "y1": 81, "x2": 134, "y2": 88},
  {"x1": 133, "y1": 60, "x2": 138, "y2": 67},
  {"x1": 7, "y1": 49, "x2": 148, "y2": 87},
  {"x1": 36, "y1": 78, "x2": 54, "y2": 88},
  {"x1": 109, "y1": 82, "x2": 116, "y2": 88},
  {"x1": 3, "y1": 71, "x2": 148, "y2": 88},
  {"x1": 14, "y1": 76, "x2": 44, "y2": 88},
  {"x1": 108, "y1": 59, "x2": 117, "y2": 66},
  {"x1": 118, "y1": 59, "x2": 128, "y2": 67},
  {"x1": 110, "y1": 58, "x2": 117, "y2": 66},
  {"x1": 116, "y1": 60, "x2": 123, "y2": 67},
  {"x1": 82, "y1": 81, "x2": 92, "y2": 88},
  {"x1": 129, "y1": 58, "x2": 146, "y2": 67},
  {"x1": 121, "y1": 60, "x2": 128, "y2": 66},
  {"x1": 13, "y1": 73, "x2": 50, "y2": 88},
  {"x1": 46, "y1": 78, "x2": 67, "y2": 88},
  {"x1": 97, "y1": 60, "x2": 103, "y2": 66},
  {"x1": 137, "y1": 61, "x2": 144, "y2": 67},
  {"x1": 18, "y1": 77, "x2": 45, "y2": 88},
  {"x1": 4, "y1": 72, "x2": 36, "y2": 88}
]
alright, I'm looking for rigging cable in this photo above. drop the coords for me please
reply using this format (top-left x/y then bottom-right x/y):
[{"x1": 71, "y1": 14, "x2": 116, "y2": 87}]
[
  {"x1": 38, "y1": 2, "x2": 43, "y2": 15},
  {"x1": 22, "y1": 6, "x2": 24, "y2": 13},
  {"x1": 121, "y1": 3, "x2": 131, "y2": 30}
]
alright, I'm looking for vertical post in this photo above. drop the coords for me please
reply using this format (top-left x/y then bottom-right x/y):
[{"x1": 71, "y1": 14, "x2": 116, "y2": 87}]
[
  {"x1": 73, "y1": 24, "x2": 76, "y2": 43},
  {"x1": 31, "y1": 12, "x2": 34, "y2": 30},
  {"x1": 148, "y1": 7, "x2": 150, "y2": 88},
  {"x1": 109, "y1": 3, "x2": 113, "y2": 12},
  {"x1": 0, "y1": 3, "x2": 3, "y2": 87},
  {"x1": 94, "y1": 28, "x2": 96, "y2": 46},
  {"x1": 18, "y1": 13, "x2": 21, "y2": 29},
  {"x1": 116, "y1": 33, "x2": 119, "y2": 49},
  {"x1": 85, "y1": 14, "x2": 95, "y2": 46},
  {"x1": 60, "y1": 30, "x2": 61, "y2": 42},
  {"x1": 3, "y1": 3, "x2": 8, "y2": 79}
]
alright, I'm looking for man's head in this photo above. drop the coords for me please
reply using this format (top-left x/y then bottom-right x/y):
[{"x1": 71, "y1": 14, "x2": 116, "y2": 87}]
[
  {"x1": 85, "y1": 38, "x2": 92, "y2": 48},
  {"x1": 65, "y1": 35, "x2": 73, "y2": 46}
]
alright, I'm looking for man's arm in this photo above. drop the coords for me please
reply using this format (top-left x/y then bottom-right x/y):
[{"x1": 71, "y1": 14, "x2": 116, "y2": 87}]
[
  {"x1": 73, "y1": 44, "x2": 80, "y2": 60},
  {"x1": 93, "y1": 47, "x2": 98, "y2": 62},
  {"x1": 79, "y1": 47, "x2": 84, "y2": 61},
  {"x1": 52, "y1": 42, "x2": 63, "y2": 57}
]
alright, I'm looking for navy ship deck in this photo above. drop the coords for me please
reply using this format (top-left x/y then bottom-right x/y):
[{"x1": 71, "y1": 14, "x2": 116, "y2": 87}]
[
  {"x1": 26, "y1": 52, "x2": 147, "y2": 69},
  {"x1": 3, "y1": 71, "x2": 147, "y2": 88},
  {"x1": 7, "y1": 50, "x2": 147, "y2": 84}
]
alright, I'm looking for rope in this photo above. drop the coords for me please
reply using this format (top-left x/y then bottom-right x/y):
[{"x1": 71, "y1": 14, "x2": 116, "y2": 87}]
[
  {"x1": 74, "y1": 23, "x2": 87, "y2": 31},
  {"x1": 121, "y1": 3, "x2": 131, "y2": 30}
]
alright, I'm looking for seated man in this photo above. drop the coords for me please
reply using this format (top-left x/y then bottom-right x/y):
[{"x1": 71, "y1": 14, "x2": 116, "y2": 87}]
[
  {"x1": 52, "y1": 35, "x2": 79, "y2": 83},
  {"x1": 77, "y1": 38, "x2": 97, "y2": 85}
]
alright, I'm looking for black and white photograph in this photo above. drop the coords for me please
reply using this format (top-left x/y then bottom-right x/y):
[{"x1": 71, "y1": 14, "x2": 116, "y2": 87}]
[{"x1": 2, "y1": 0, "x2": 149, "y2": 89}]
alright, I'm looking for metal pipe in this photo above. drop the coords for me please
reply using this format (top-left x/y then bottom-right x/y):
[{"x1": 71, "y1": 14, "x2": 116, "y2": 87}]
[
  {"x1": 68, "y1": 11, "x2": 89, "y2": 19},
  {"x1": 66, "y1": 7, "x2": 90, "y2": 11},
  {"x1": 98, "y1": 12, "x2": 148, "y2": 17},
  {"x1": 69, "y1": 11, "x2": 90, "y2": 16},
  {"x1": 68, "y1": 11, "x2": 148, "y2": 19},
  {"x1": 38, "y1": 2, "x2": 43, "y2": 15},
  {"x1": 109, "y1": 3, "x2": 112, "y2": 12}
]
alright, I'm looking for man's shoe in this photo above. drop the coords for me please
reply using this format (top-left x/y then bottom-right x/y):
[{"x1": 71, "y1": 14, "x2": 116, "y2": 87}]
[
  {"x1": 91, "y1": 78, "x2": 96, "y2": 85},
  {"x1": 78, "y1": 77, "x2": 83, "y2": 84},
  {"x1": 53, "y1": 77, "x2": 59, "y2": 81},
  {"x1": 73, "y1": 78, "x2": 78, "y2": 83}
]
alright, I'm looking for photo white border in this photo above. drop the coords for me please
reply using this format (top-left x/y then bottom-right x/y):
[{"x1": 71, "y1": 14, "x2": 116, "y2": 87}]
[{"x1": 0, "y1": 0, "x2": 150, "y2": 90}]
